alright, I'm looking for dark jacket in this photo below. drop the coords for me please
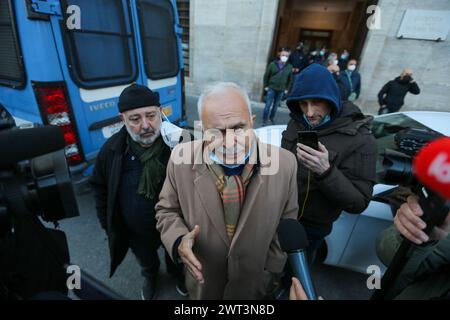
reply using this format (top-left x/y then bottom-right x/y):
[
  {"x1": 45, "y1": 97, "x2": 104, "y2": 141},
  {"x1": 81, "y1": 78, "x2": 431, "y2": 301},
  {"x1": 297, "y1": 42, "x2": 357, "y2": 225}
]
[
  {"x1": 378, "y1": 77, "x2": 421, "y2": 112},
  {"x1": 339, "y1": 70, "x2": 361, "y2": 100},
  {"x1": 90, "y1": 127, "x2": 171, "y2": 276},
  {"x1": 332, "y1": 73, "x2": 350, "y2": 103},
  {"x1": 263, "y1": 60, "x2": 293, "y2": 92},
  {"x1": 283, "y1": 64, "x2": 377, "y2": 228},
  {"x1": 338, "y1": 58, "x2": 348, "y2": 72},
  {"x1": 289, "y1": 49, "x2": 307, "y2": 72}
]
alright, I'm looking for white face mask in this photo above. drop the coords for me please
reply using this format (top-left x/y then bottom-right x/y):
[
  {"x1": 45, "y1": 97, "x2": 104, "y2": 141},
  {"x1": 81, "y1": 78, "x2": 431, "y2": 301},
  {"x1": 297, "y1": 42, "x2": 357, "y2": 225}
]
[
  {"x1": 160, "y1": 112, "x2": 185, "y2": 149},
  {"x1": 333, "y1": 60, "x2": 339, "y2": 66},
  {"x1": 348, "y1": 65, "x2": 356, "y2": 71},
  {"x1": 280, "y1": 56, "x2": 289, "y2": 63}
]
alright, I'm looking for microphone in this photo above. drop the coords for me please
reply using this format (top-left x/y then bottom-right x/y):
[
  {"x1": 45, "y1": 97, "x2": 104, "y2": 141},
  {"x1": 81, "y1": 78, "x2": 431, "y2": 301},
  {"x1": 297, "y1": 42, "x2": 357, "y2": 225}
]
[
  {"x1": 278, "y1": 218, "x2": 317, "y2": 300},
  {"x1": 0, "y1": 126, "x2": 66, "y2": 167},
  {"x1": 413, "y1": 137, "x2": 450, "y2": 200}
]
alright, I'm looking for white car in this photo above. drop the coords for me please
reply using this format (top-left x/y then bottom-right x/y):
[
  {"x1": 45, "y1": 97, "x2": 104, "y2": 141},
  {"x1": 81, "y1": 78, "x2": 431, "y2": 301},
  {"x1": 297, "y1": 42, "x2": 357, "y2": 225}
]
[{"x1": 255, "y1": 111, "x2": 450, "y2": 274}]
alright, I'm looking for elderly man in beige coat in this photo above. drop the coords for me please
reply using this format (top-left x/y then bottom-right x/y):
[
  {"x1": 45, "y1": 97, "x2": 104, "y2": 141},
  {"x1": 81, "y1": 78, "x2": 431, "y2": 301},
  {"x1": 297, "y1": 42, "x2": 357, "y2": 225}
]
[{"x1": 155, "y1": 82, "x2": 298, "y2": 299}]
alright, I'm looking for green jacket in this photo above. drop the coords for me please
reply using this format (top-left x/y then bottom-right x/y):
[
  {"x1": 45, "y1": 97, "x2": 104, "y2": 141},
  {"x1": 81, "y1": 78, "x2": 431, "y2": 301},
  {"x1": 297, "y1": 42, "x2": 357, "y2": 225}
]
[
  {"x1": 263, "y1": 61, "x2": 293, "y2": 92},
  {"x1": 377, "y1": 225, "x2": 450, "y2": 300}
]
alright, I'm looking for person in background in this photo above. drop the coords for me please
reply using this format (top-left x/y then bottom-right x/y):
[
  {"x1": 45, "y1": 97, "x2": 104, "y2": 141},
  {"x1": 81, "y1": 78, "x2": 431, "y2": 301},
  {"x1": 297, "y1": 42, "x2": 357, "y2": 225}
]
[
  {"x1": 327, "y1": 64, "x2": 349, "y2": 102},
  {"x1": 339, "y1": 59, "x2": 361, "y2": 102},
  {"x1": 318, "y1": 46, "x2": 328, "y2": 64},
  {"x1": 323, "y1": 52, "x2": 338, "y2": 68},
  {"x1": 262, "y1": 48, "x2": 293, "y2": 126},
  {"x1": 377, "y1": 68, "x2": 421, "y2": 114},
  {"x1": 289, "y1": 42, "x2": 307, "y2": 74},
  {"x1": 338, "y1": 50, "x2": 350, "y2": 71},
  {"x1": 307, "y1": 48, "x2": 321, "y2": 66}
]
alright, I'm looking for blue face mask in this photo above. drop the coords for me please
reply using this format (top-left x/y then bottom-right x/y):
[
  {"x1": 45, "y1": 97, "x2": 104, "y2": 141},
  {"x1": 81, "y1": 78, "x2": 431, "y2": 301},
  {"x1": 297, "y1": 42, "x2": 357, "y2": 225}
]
[
  {"x1": 209, "y1": 143, "x2": 254, "y2": 169},
  {"x1": 303, "y1": 113, "x2": 331, "y2": 129}
]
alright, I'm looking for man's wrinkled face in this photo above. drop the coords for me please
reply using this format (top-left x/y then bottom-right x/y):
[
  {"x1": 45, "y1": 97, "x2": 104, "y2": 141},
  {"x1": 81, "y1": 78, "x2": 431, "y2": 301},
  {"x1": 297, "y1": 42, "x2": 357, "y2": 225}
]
[
  {"x1": 299, "y1": 99, "x2": 332, "y2": 127},
  {"x1": 121, "y1": 106, "x2": 161, "y2": 147},
  {"x1": 202, "y1": 88, "x2": 255, "y2": 165}
]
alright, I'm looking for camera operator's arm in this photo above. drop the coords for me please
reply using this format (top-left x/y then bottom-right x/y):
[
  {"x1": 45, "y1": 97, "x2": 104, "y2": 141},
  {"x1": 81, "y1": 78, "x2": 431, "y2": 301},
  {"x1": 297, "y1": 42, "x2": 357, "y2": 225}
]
[
  {"x1": 89, "y1": 149, "x2": 108, "y2": 230},
  {"x1": 395, "y1": 195, "x2": 450, "y2": 244},
  {"x1": 393, "y1": 196, "x2": 450, "y2": 284}
]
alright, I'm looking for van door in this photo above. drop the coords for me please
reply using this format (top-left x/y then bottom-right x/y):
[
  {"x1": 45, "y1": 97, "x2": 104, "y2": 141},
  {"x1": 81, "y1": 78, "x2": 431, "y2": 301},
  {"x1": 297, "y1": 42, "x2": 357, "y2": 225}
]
[
  {"x1": 49, "y1": 0, "x2": 142, "y2": 164},
  {"x1": 133, "y1": 0, "x2": 184, "y2": 125}
]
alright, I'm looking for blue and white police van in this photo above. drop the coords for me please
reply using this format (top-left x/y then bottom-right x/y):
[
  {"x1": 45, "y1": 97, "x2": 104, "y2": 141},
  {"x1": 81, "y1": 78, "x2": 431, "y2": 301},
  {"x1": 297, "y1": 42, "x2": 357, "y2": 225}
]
[{"x1": 0, "y1": 0, "x2": 187, "y2": 184}]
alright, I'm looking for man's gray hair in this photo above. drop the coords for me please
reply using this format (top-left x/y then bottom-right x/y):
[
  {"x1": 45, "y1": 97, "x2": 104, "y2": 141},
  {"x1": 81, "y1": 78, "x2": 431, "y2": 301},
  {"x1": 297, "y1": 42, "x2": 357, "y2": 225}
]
[{"x1": 197, "y1": 82, "x2": 252, "y2": 120}]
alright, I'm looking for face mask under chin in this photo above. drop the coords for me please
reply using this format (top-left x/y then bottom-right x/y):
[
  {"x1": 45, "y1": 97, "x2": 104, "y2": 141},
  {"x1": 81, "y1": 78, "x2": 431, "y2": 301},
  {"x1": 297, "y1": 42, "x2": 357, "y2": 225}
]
[{"x1": 209, "y1": 142, "x2": 254, "y2": 168}]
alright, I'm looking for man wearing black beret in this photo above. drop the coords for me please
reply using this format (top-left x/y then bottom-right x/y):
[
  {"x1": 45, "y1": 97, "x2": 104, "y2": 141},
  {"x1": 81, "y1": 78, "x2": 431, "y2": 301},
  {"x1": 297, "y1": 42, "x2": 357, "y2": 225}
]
[{"x1": 90, "y1": 84, "x2": 186, "y2": 299}]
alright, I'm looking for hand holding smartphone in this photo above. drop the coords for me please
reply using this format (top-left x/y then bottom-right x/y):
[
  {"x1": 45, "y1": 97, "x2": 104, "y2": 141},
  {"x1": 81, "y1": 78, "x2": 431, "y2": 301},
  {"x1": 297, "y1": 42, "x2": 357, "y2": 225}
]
[{"x1": 297, "y1": 131, "x2": 319, "y2": 150}]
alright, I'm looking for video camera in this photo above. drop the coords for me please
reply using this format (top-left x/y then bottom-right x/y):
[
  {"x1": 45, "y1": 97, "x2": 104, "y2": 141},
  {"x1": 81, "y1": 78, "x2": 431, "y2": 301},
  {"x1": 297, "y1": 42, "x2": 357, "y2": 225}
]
[
  {"x1": 0, "y1": 105, "x2": 79, "y2": 236},
  {"x1": 380, "y1": 127, "x2": 449, "y2": 232},
  {"x1": 381, "y1": 128, "x2": 441, "y2": 185},
  {"x1": 0, "y1": 105, "x2": 79, "y2": 299},
  {"x1": 0, "y1": 106, "x2": 123, "y2": 300}
]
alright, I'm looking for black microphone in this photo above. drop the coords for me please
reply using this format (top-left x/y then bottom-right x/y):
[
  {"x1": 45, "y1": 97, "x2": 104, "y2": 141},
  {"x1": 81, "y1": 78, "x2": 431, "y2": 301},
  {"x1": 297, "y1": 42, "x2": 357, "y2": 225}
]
[
  {"x1": 278, "y1": 218, "x2": 317, "y2": 300},
  {"x1": 0, "y1": 126, "x2": 65, "y2": 167}
]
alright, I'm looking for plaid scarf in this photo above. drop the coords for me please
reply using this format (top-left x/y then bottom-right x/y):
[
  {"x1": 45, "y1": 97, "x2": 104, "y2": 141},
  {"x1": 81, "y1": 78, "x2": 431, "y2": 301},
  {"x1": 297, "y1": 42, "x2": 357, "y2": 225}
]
[{"x1": 207, "y1": 161, "x2": 255, "y2": 240}]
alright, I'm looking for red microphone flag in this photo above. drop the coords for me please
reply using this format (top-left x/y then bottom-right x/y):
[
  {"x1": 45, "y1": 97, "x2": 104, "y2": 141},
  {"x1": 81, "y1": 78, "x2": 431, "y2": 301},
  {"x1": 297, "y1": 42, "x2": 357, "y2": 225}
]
[{"x1": 413, "y1": 137, "x2": 450, "y2": 200}]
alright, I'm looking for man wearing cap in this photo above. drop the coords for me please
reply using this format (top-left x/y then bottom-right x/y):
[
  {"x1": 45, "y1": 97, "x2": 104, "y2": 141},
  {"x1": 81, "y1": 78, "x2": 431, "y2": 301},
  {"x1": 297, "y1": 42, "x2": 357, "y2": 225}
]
[
  {"x1": 90, "y1": 84, "x2": 186, "y2": 300},
  {"x1": 281, "y1": 64, "x2": 377, "y2": 263}
]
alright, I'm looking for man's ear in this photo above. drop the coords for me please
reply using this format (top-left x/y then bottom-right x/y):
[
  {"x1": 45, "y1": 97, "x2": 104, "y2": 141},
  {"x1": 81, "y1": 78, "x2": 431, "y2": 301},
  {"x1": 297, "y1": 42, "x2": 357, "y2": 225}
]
[{"x1": 251, "y1": 114, "x2": 257, "y2": 123}]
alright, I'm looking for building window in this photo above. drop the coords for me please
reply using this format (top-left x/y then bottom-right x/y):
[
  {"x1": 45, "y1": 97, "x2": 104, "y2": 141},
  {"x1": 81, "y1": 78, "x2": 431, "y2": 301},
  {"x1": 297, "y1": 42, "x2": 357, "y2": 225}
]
[
  {"x1": 138, "y1": 0, "x2": 180, "y2": 80},
  {"x1": 176, "y1": 0, "x2": 190, "y2": 77},
  {"x1": 62, "y1": 0, "x2": 138, "y2": 89}
]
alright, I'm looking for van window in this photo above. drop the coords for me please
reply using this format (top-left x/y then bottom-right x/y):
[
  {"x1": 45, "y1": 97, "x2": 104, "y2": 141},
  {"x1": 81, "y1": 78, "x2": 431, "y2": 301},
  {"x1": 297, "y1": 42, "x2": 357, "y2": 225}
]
[
  {"x1": 63, "y1": 0, "x2": 137, "y2": 88},
  {"x1": 0, "y1": 0, "x2": 25, "y2": 88},
  {"x1": 138, "y1": 0, "x2": 180, "y2": 80}
]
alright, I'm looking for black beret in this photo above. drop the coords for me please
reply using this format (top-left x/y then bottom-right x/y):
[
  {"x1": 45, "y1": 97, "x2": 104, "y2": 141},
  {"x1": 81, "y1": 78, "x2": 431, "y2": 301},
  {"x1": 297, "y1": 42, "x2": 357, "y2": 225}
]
[{"x1": 118, "y1": 84, "x2": 160, "y2": 113}]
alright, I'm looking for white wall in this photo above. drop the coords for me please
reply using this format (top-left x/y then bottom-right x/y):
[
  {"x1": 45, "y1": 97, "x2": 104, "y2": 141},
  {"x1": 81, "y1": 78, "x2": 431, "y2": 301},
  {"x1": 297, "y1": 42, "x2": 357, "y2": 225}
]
[
  {"x1": 358, "y1": 0, "x2": 450, "y2": 114},
  {"x1": 186, "y1": 0, "x2": 280, "y2": 100}
]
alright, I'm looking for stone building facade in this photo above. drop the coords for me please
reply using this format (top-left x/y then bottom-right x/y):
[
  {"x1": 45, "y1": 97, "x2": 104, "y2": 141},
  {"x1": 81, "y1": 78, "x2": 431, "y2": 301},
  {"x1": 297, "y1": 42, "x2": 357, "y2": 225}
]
[{"x1": 183, "y1": 0, "x2": 450, "y2": 114}]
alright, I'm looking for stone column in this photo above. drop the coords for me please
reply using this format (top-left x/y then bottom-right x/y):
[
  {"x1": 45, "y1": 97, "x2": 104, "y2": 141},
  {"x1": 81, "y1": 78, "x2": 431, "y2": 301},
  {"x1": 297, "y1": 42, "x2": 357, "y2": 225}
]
[{"x1": 186, "y1": 0, "x2": 280, "y2": 100}]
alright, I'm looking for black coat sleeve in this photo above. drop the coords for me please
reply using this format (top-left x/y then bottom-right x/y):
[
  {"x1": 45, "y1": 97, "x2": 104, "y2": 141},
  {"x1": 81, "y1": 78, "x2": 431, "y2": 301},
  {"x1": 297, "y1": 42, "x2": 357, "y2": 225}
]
[
  {"x1": 89, "y1": 148, "x2": 108, "y2": 230},
  {"x1": 408, "y1": 81, "x2": 421, "y2": 95},
  {"x1": 378, "y1": 81, "x2": 390, "y2": 106}
]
